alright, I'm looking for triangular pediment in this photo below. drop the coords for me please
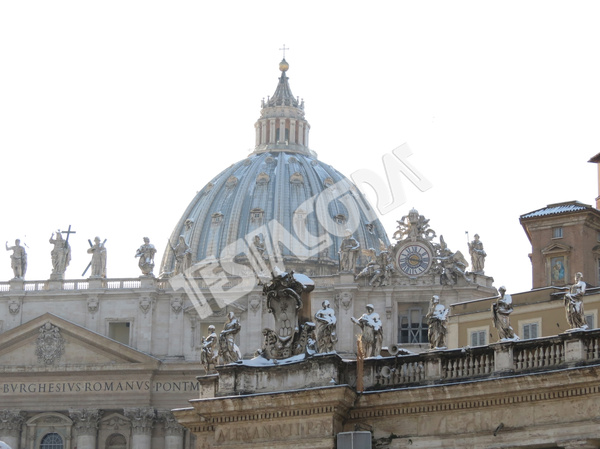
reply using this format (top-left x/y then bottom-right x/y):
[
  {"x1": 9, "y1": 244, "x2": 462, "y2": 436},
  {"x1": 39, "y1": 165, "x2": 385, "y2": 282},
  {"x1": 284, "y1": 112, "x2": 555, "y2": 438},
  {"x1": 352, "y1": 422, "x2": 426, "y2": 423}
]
[
  {"x1": 541, "y1": 242, "x2": 571, "y2": 255},
  {"x1": 0, "y1": 313, "x2": 160, "y2": 369}
]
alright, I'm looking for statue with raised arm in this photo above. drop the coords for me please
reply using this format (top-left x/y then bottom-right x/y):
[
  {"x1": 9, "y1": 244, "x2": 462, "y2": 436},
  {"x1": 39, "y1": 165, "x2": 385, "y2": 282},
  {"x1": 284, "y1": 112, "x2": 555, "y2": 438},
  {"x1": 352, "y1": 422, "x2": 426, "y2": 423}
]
[
  {"x1": 49, "y1": 231, "x2": 71, "y2": 277},
  {"x1": 219, "y1": 311, "x2": 242, "y2": 364},
  {"x1": 564, "y1": 272, "x2": 588, "y2": 330},
  {"x1": 5, "y1": 239, "x2": 27, "y2": 279},
  {"x1": 426, "y1": 295, "x2": 449, "y2": 349},
  {"x1": 339, "y1": 229, "x2": 360, "y2": 273},
  {"x1": 315, "y1": 300, "x2": 337, "y2": 353},
  {"x1": 87, "y1": 237, "x2": 107, "y2": 278},
  {"x1": 492, "y1": 286, "x2": 519, "y2": 341},
  {"x1": 135, "y1": 237, "x2": 156, "y2": 276},
  {"x1": 468, "y1": 233, "x2": 486, "y2": 274},
  {"x1": 351, "y1": 304, "x2": 383, "y2": 358},
  {"x1": 200, "y1": 325, "x2": 219, "y2": 373}
]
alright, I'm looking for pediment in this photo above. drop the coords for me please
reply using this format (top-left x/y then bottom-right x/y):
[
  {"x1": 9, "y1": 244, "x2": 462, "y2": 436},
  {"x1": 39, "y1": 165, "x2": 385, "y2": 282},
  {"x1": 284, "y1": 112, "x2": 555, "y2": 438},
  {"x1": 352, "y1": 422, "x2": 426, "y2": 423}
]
[
  {"x1": 541, "y1": 242, "x2": 571, "y2": 255},
  {"x1": 0, "y1": 313, "x2": 160, "y2": 369}
]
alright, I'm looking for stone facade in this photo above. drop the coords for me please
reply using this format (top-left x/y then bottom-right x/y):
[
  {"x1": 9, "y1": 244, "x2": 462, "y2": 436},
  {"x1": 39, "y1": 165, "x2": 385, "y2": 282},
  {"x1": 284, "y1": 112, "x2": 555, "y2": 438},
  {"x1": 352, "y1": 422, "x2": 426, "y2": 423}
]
[{"x1": 175, "y1": 331, "x2": 600, "y2": 448}]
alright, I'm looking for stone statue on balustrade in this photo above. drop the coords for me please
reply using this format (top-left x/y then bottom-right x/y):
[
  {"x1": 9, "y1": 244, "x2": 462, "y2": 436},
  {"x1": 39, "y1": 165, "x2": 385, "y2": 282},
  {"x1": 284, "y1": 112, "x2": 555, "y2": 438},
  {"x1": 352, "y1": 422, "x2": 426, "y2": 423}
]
[
  {"x1": 351, "y1": 304, "x2": 383, "y2": 358},
  {"x1": 171, "y1": 235, "x2": 192, "y2": 276},
  {"x1": 200, "y1": 325, "x2": 219, "y2": 373},
  {"x1": 49, "y1": 230, "x2": 71, "y2": 278},
  {"x1": 339, "y1": 229, "x2": 360, "y2": 273},
  {"x1": 492, "y1": 286, "x2": 519, "y2": 341},
  {"x1": 315, "y1": 300, "x2": 337, "y2": 353},
  {"x1": 259, "y1": 268, "x2": 315, "y2": 360},
  {"x1": 468, "y1": 233, "x2": 486, "y2": 275},
  {"x1": 6, "y1": 239, "x2": 27, "y2": 279},
  {"x1": 135, "y1": 237, "x2": 156, "y2": 276},
  {"x1": 219, "y1": 311, "x2": 242, "y2": 364},
  {"x1": 563, "y1": 272, "x2": 588, "y2": 330},
  {"x1": 86, "y1": 237, "x2": 107, "y2": 278},
  {"x1": 426, "y1": 295, "x2": 449, "y2": 349}
]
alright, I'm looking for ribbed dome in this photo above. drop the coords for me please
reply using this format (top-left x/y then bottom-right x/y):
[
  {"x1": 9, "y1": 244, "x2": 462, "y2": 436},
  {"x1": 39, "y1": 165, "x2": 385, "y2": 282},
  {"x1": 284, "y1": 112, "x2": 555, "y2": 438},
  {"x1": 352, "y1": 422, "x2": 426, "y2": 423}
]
[{"x1": 159, "y1": 60, "x2": 390, "y2": 277}]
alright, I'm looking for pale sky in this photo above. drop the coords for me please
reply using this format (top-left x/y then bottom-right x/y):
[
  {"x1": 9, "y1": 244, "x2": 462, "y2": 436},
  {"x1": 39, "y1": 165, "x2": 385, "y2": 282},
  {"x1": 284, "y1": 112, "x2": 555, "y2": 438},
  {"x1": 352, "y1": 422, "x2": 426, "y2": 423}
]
[{"x1": 1, "y1": 2, "x2": 599, "y2": 294}]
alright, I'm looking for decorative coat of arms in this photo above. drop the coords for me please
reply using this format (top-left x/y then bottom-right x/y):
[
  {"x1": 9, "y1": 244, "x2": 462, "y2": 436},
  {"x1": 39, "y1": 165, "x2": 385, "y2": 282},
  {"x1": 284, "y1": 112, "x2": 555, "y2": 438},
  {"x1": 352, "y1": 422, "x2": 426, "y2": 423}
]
[
  {"x1": 35, "y1": 322, "x2": 65, "y2": 365},
  {"x1": 260, "y1": 268, "x2": 315, "y2": 360}
]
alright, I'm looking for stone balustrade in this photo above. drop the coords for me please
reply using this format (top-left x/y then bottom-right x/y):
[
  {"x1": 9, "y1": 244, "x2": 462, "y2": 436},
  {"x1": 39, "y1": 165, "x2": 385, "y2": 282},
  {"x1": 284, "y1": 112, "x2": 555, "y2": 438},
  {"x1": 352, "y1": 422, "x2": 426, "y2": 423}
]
[
  {"x1": 361, "y1": 329, "x2": 599, "y2": 391},
  {"x1": 206, "y1": 328, "x2": 600, "y2": 398}
]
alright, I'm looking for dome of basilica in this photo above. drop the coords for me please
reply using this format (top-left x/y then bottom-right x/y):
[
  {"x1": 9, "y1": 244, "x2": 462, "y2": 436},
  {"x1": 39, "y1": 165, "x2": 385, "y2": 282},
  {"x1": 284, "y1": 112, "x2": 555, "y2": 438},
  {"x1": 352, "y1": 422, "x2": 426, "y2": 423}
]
[{"x1": 159, "y1": 60, "x2": 389, "y2": 277}]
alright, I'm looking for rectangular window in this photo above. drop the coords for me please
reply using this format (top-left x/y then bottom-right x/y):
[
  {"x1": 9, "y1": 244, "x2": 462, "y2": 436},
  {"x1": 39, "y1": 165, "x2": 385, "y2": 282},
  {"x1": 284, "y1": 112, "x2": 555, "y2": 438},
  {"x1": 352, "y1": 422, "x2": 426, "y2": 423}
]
[
  {"x1": 522, "y1": 322, "x2": 539, "y2": 340},
  {"x1": 108, "y1": 322, "x2": 131, "y2": 345},
  {"x1": 586, "y1": 314, "x2": 594, "y2": 329},
  {"x1": 470, "y1": 330, "x2": 486, "y2": 346},
  {"x1": 398, "y1": 308, "x2": 428, "y2": 344},
  {"x1": 552, "y1": 227, "x2": 563, "y2": 239}
]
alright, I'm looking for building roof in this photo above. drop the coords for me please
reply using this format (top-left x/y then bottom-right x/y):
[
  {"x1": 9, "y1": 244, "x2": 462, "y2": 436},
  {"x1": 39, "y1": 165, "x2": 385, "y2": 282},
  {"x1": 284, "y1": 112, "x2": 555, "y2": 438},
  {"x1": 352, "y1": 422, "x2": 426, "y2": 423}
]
[{"x1": 519, "y1": 201, "x2": 593, "y2": 220}]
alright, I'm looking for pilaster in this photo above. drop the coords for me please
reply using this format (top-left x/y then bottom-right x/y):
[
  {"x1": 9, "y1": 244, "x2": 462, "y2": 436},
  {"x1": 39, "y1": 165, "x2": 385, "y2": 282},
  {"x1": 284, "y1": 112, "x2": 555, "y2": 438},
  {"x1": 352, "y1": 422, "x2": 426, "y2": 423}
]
[
  {"x1": 69, "y1": 409, "x2": 102, "y2": 449},
  {"x1": 159, "y1": 411, "x2": 185, "y2": 449},
  {"x1": 0, "y1": 409, "x2": 24, "y2": 448},
  {"x1": 124, "y1": 407, "x2": 155, "y2": 449}
]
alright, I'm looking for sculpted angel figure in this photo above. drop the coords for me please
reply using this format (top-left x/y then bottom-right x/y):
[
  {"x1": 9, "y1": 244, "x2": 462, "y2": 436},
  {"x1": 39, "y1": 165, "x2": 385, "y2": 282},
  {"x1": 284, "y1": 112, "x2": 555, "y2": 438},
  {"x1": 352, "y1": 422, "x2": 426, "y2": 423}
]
[{"x1": 351, "y1": 304, "x2": 383, "y2": 358}]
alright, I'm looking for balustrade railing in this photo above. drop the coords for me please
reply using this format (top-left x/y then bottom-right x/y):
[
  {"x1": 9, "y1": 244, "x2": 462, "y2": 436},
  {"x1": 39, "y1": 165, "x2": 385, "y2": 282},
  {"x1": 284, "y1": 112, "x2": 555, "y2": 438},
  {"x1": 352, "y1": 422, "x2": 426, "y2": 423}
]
[
  {"x1": 514, "y1": 338, "x2": 564, "y2": 371},
  {"x1": 442, "y1": 348, "x2": 494, "y2": 380},
  {"x1": 361, "y1": 330, "x2": 600, "y2": 391}
]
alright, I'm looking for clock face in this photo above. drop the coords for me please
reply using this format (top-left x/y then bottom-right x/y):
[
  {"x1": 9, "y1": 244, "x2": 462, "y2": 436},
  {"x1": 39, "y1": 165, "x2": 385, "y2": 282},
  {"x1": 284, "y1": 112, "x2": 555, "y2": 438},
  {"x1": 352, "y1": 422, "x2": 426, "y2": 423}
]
[{"x1": 397, "y1": 243, "x2": 432, "y2": 276}]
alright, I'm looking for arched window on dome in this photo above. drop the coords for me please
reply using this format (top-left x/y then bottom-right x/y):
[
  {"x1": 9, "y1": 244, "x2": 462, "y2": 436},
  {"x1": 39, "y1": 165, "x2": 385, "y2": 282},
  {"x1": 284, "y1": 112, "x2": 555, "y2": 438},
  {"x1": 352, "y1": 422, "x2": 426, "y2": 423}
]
[
  {"x1": 211, "y1": 212, "x2": 224, "y2": 225},
  {"x1": 40, "y1": 433, "x2": 63, "y2": 449}
]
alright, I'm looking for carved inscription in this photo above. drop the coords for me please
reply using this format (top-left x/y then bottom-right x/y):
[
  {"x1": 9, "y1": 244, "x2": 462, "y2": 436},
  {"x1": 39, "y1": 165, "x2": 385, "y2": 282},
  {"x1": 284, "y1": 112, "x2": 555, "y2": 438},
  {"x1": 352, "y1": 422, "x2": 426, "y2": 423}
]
[
  {"x1": 0, "y1": 380, "x2": 199, "y2": 395},
  {"x1": 215, "y1": 419, "x2": 331, "y2": 443}
]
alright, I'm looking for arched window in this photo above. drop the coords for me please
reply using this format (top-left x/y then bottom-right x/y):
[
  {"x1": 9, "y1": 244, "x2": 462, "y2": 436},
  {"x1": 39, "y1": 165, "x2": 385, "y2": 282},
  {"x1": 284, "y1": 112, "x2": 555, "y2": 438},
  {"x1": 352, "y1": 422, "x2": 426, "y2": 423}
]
[
  {"x1": 40, "y1": 433, "x2": 63, "y2": 449},
  {"x1": 106, "y1": 433, "x2": 127, "y2": 449}
]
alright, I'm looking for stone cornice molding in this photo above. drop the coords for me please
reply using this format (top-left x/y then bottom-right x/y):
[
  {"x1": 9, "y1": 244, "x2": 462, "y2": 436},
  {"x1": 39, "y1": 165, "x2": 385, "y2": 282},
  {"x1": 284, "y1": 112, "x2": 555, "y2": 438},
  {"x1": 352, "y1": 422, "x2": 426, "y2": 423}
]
[{"x1": 188, "y1": 385, "x2": 356, "y2": 425}]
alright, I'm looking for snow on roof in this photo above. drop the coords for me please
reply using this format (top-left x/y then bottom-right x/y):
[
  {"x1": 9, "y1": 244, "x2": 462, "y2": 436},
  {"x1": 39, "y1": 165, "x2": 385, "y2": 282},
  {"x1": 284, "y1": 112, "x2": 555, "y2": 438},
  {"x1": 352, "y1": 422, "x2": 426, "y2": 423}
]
[{"x1": 520, "y1": 201, "x2": 592, "y2": 219}]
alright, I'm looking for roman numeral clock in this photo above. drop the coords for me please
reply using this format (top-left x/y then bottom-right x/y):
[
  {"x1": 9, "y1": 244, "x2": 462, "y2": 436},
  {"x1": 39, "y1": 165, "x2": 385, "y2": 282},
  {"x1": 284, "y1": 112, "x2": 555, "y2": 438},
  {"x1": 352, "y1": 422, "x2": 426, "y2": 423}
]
[{"x1": 395, "y1": 241, "x2": 433, "y2": 277}]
